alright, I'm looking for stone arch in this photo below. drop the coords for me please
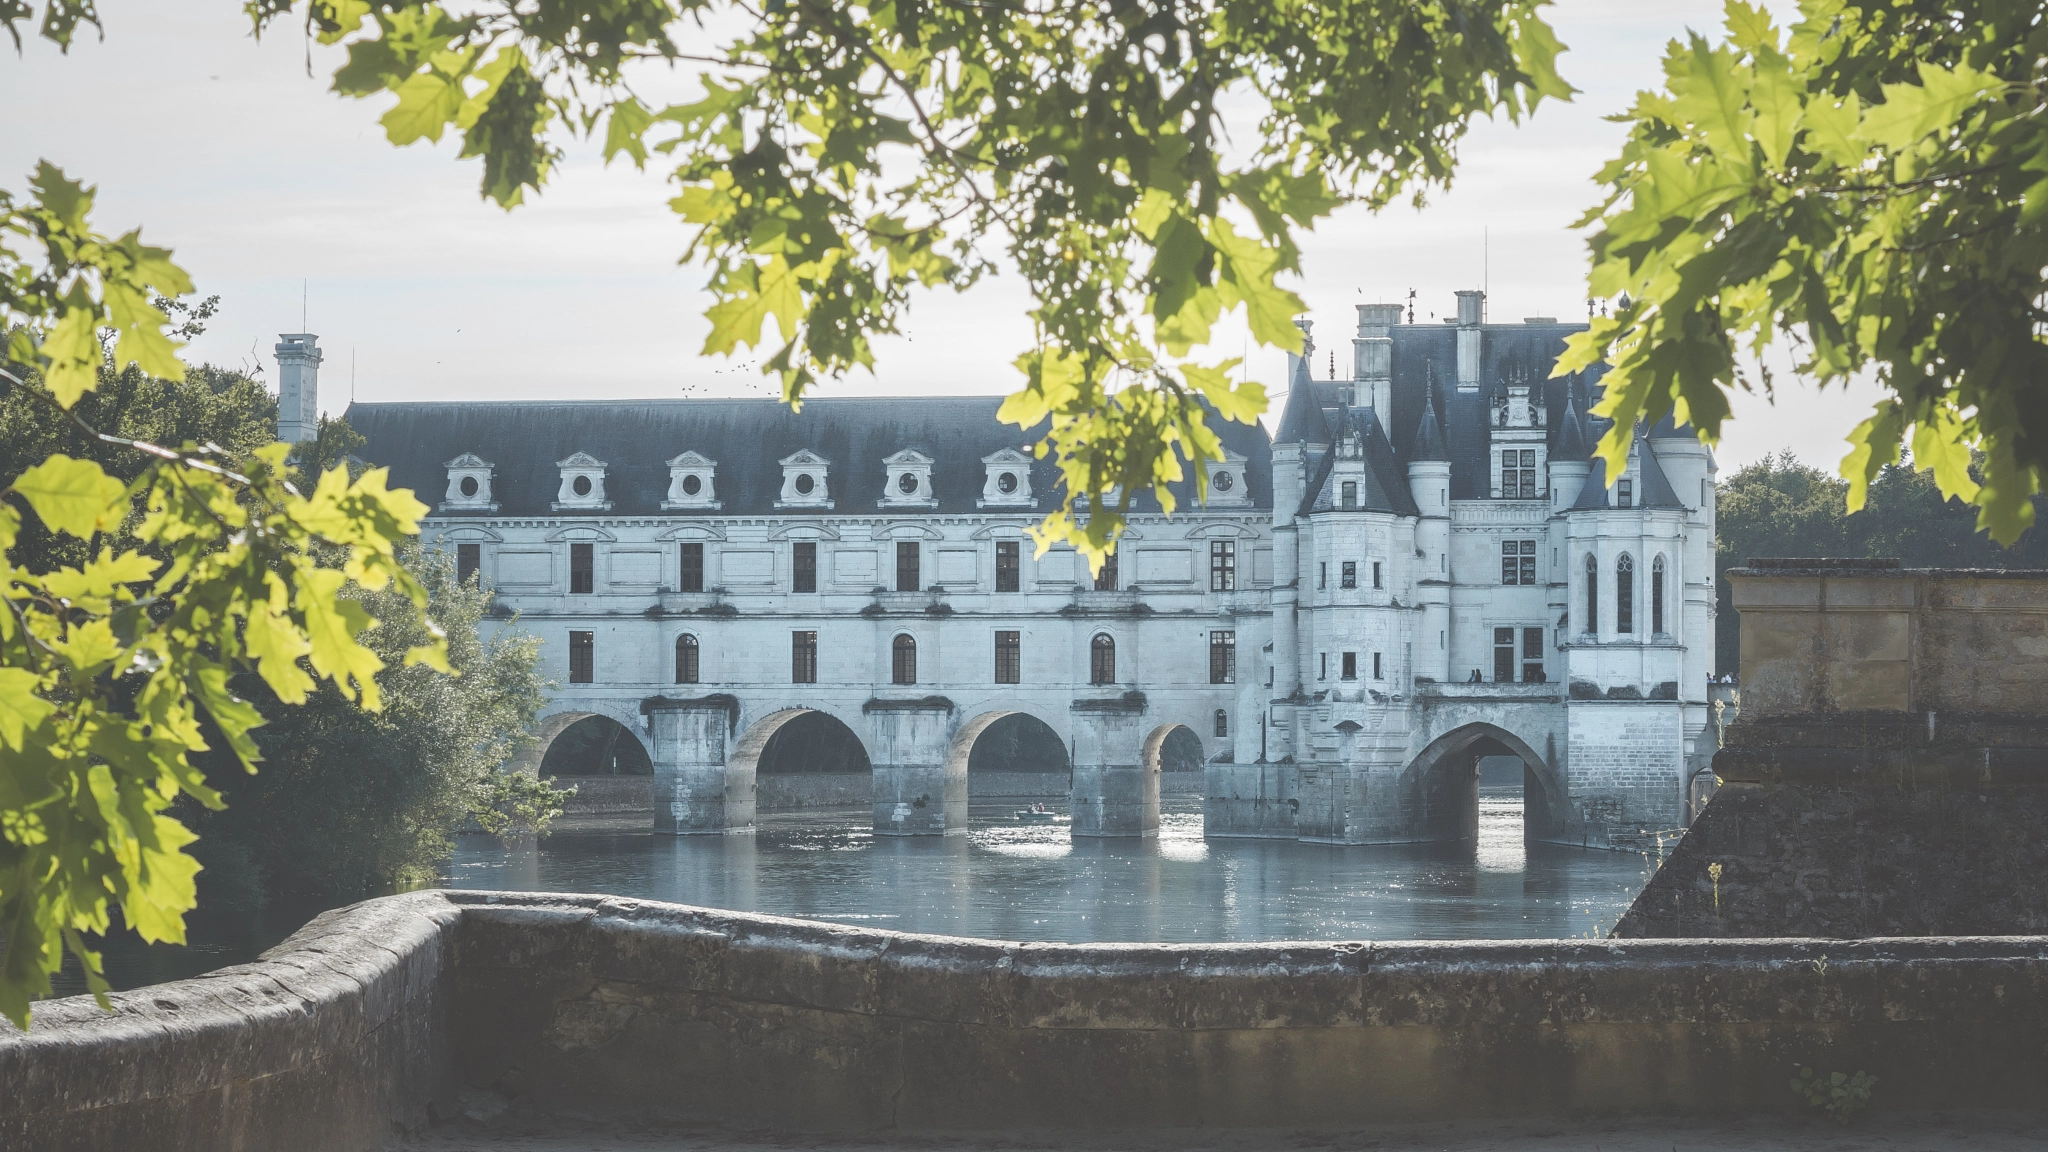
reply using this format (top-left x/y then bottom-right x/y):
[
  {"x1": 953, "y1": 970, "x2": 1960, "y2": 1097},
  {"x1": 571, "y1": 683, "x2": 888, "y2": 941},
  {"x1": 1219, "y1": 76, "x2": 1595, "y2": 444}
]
[
  {"x1": 947, "y1": 709, "x2": 1072, "y2": 804},
  {"x1": 513, "y1": 703, "x2": 653, "y2": 777},
  {"x1": 1402, "y1": 722, "x2": 1566, "y2": 844},
  {"x1": 1142, "y1": 722, "x2": 1202, "y2": 774},
  {"x1": 514, "y1": 708, "x2": 658, "y2": 833},
  {"x1": 731, "y1": 707, "x2": 873, "y2": 812}
]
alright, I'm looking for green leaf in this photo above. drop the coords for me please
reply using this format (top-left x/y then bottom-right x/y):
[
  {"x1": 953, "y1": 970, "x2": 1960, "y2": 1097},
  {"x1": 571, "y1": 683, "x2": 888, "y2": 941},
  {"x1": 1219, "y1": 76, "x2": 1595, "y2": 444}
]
[
  {"x1": 0, "y1": 668, "x2": 52, "y2": 751},
  {"x1": 11, "y1": 454, "x2": 127, "y2": 539},
  {"x1": 380, "y1": 70, "x2": 461, "y2": 145}
]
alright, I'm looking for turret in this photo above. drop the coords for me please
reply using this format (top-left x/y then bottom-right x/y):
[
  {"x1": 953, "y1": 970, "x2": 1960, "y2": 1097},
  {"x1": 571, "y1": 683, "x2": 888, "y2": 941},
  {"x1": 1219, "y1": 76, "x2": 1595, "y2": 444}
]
[
  {"x1": 276, "y1": 333, "x2": 322, "y2": 443},
  {"x1": 1408, "y1": 393, "x2": 1452, "y2": 684},
  {"x1": 1548, "y1": 391, "x2": 1591, "y2": 516}
]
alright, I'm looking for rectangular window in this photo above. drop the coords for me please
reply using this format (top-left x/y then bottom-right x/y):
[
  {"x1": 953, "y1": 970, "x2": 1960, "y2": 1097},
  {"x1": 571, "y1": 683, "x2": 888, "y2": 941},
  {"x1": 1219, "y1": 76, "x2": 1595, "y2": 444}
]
[
  {"x1": 1340, "y1": 481, "x2": 1358, "y2": 510},
  {"x1": 568, "y1": 630, "x2": 594, "y2": 684},
  {"x1": 996, "y1": 540, "x2": 1020, "y2": 592},
  {"x1": 1522, "y1": 626, "x2": 1546, "y2": 683},
  {"x1": 1318, "y1": 562, "x2": 1327, "y2": 589},
  {"x1": 1503, "y1": 449, "x2": 1538, "y2": 498},
  {"x1": 1373, "y1": 561, "x2": 1382, "y2": 589},
  {"x1": 1341, "y1": 561, "x2": 1357, "y2": 589},
  {"x1": 1341, "y1": 652, "x2": 1357, "y2": 681},
  {"x1": 678, "y1": 542, "x2": 704, "y2": 592},
  {"x1": 994, "y1": 630, "x2": 1021, "y2": 684},
  {"x1": 456, "y1": 543, "x2": 480, "y2": 586},
  {"x1": 1210, "y1": 540, "x2": 1236, "y2": 591},
  {"x1": 1210, "y1": 631, "x2": 1236, "y2": 685},
  {"x1": 1373, "y1": 651, "x2": 1382, "y2": 680},
  {"x1": 1493, "y1": 627, "x2": 1516, "y2": 683},
  {"x1": 791, "y1": 631, "x2": 818, "y2": 684},
  {"x1": 896, "y1": 541, "x2": 920, "y2": 592},
  {"x1": 793, "y1": 541, "x2": 818, "y2": 593},
  {"x1": 1501, "y1": 539, "x2": 1539, "y2": 585},
  {"x1": 1319, "y1": 652, "x2": 1327, "y2": 680},
  {"x1": 1617, "y1": 478, "x2": 1633, "y2": 509},
  {"x1": 1094, "y1": 550, "x2": 1118, "y2": 592},
  {"x1": 569, "y1": 542, "x2": 594, "y2": 594}
]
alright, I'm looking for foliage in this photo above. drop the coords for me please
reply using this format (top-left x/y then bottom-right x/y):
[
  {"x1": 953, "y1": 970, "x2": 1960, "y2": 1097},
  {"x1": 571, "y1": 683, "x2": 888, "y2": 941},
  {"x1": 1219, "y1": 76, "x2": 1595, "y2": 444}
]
[
  {"x1": 472, "y1": 771, "x2": 573, "y2": 841},
  {"x1": 1792, "y1": 1065, "x2": 1877, "y2": 1124},
  {"x1": 7, "y1": 0, "x2": 1569, "y2": 567},
  {"x1": 1713, "y1": 450, "x2": 2048, "y2": 670},
  {"x1": 191, "y1": 544, "x2": 546, "y2": 896},
  {"x1": 1561, "y1": 0, "x2": 2048, "y2": 544},
  {"x1": 0, "y1": 166, "x2": 442, "y2": 1029}
]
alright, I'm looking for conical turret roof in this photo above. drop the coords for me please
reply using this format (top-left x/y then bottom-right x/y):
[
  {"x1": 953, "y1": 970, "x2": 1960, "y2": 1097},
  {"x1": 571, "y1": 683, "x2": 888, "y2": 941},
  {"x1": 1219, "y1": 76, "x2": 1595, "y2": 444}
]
[
  {"x1": 1274, "y1": 358, "x2": 1331, "y2": 446},
  {"x1": 1411, "y1": 388, "x2": 1448, "y2": 462}
]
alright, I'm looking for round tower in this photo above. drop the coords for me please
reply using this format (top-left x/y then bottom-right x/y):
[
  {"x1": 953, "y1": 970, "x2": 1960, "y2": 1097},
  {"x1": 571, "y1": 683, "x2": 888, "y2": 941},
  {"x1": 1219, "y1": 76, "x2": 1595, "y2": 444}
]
[{"x1": 1407, "y1": 393, "x2": 1452, "y2": 684}]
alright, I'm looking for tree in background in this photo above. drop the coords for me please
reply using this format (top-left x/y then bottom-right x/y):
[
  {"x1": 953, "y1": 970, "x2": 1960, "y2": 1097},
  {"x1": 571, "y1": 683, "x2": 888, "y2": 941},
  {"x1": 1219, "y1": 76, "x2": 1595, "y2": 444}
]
[
  {"x1": 1564, "y1": 0, "x2": 2048, "y2": 545},
  {"x1": 1714, "y1": 451, "x2": 2048, "y2": 671},
  {"x1": 192, "y1": 545, "x2": 545, "y2": 900}
]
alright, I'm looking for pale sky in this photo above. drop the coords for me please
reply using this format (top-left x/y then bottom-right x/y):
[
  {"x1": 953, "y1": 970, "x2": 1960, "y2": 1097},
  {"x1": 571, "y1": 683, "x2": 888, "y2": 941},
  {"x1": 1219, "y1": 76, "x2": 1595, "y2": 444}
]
[{"x1": 3, "y1": 0, "x2": 1876, "y2": 474}]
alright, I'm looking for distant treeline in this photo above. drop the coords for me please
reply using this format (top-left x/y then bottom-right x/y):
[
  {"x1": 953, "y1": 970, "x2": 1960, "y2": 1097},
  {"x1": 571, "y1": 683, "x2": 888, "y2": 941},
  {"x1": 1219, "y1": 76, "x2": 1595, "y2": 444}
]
[{"x1": 1717, "y1": 452, "x2": 2048, "y2": 672}]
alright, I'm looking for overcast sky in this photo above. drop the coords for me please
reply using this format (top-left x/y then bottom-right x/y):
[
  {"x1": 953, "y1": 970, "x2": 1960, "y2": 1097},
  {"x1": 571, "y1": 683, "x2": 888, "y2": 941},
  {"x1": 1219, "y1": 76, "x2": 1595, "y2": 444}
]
[{"x1": 3, "y1": 0, "x2": 1875, "y2": 474}]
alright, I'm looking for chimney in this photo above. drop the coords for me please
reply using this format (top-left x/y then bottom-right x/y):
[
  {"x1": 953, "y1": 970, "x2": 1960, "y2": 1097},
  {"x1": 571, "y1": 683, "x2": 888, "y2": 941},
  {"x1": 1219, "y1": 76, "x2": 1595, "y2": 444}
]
[
  {"x1": 1454, "y1": 290, "x2": 1484, "y2": 392},
  {"x1": 1352, "y1": 303, "x2": 1401, "y2": 413},
  {"x1": 275, "y1": 333, "x2": 321, "y2": 443}
]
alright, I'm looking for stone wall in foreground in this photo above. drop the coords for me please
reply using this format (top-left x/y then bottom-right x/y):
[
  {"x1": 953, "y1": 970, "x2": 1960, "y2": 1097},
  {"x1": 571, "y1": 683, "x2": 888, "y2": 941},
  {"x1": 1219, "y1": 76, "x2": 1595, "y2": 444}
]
[{"x1": 8, "y1": 890, "x2": 2048, "y2": 1150}]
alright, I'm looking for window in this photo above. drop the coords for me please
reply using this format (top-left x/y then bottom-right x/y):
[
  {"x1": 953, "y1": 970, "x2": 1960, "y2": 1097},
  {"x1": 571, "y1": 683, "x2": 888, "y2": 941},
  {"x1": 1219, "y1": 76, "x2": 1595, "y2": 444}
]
[
  {"x1": 1584, "y1": 553, "x2": 1599, "y2": 634},
  {"x1": 896, "y1": 541, "x2": 920, "y2": 592},
  {"x1": 676, "y1": 634, "x2": 700, "y2": 684},
  {"x1": 1214, "y1": 709, "x2": 1230, "y2": 739},
  {"x1": 791, "y1": 631, "x2": 818, "y2": 684},
  {"x1": 456, "y1": 543, "x2": 480, "y2": 586},
  {"x1": 1373, "y1": 561, "x2": 1382, "y2": 589},
  {"x1": 1522, "y1": 627, "x2": 1545, "y2": 683},
  {"x1": 995, "y1": 630, "x2": 1022, "y2": 684},
  {"x1": 1617, "y1": 478, "x2": 1633, "y2": 508},
  {"x1": 898, "y1": 472, "x2": 919, "y2": 495},
  {"x1": 1341, "y1": 561, "x2": 1357, "y2": 589},
  {"x1": 1090, "y1": 633, "x2": 1116, "y2": 685},
  {"x1": 1652, "y1": 555, "x2": 1667, "y2": 635},
  {"x1": 996, "y1": 540, "x2": 1020, "y2": 592},
  {"x1": 1319, "y1": 652, "x2": 1327, "y2": 680},
  {"x1": 1501, "y1": 539, "x2": 1537, "y2": 585},
  {"x1": 679, "y1": 542, "x2": 704, "y2": 592},
  {"x1": 1341, "y1": 652, "x2": 1357, "y2": 681},
  {"x1": 1372, "y1": 652, "x2": 1383, "y2": 680},
  {"x1": 1493, "y1": 627, "x2": 1515, "y2": 683},
  {"x1": 1503, "y1": 449, "x2": 1537, "y2": 498},
  {"x1": 1210, "y1": 631, "x2": 1235, "y2": 684},
  {"x1": 1094, "y1": 550, "x2": 1118, "y2": 591},
  {"x1": 569, "y1": 630, "x2": 594, "y2": 684},
  {"x1": 1210, "y1": 540, "x2": 1236, "y2": 591},
  {"x1": 1617, "y1": 554, "x2": 1635, "y2": 634},
  {"x1": 892, "y1": 634, "x2": 917, "y2": 685},
  {"x1": 1318, "y1": 562, "x2": 1327, "y2": 589},
  {"x1": 570, "y1": 542, "x2": 594, "y2": 594},
  {"x1": 1340, "y1": 481, "x2": 1358, "y2": 510},
  {"x1": 793, "y1": 541, "x2": 818, "y2": 593}
]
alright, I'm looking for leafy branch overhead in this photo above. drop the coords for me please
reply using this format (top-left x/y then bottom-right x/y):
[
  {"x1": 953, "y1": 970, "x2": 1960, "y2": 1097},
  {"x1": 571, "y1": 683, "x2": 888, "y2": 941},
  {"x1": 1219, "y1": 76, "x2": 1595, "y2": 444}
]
[
  {"x1": 1560, "y1": 0, "x2": 2048, "y2": 543},
  {"x1": 202, "y1": 0, "x2": 1565, "y2": 563},
  {"x1": 0, "y1": 166, "x2": 447, "y2": 1029}
]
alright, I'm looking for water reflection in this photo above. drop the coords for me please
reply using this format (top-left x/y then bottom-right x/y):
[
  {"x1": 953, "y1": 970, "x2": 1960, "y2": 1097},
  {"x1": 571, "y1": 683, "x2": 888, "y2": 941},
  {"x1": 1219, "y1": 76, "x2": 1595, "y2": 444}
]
[
  {"x1": 443, "y1": 790, "x2": 1649, "y2": 944},
  {"x1": 54, "y1": 788, "x2": 1652, "y2": 997}
]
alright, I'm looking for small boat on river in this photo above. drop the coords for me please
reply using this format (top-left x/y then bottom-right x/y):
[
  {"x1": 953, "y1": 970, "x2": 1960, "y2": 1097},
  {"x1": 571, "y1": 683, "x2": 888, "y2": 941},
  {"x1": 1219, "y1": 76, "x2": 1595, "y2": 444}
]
[{"x1": 1013, "y1": 804, "x2": 1061, "y2": 823}]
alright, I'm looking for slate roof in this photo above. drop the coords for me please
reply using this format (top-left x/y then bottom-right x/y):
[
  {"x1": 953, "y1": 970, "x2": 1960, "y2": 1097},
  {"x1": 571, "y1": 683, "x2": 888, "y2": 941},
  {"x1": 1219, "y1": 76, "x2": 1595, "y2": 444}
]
[
  {"x1": 1571, "y1": 425, "x2": 1687, "y2": 511},
  {"x1": 1300, "y1": 408, "x2": 1421, "y2": 517},
  {"x1": 345, "y1": 396, "x2": 1274, "y2": 517}
]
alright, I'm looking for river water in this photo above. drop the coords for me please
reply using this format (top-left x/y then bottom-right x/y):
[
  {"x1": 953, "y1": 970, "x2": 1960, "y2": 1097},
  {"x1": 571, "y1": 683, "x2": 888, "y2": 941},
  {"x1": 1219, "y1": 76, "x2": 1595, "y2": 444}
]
[{"x1": 53, "y1": 790, "x2": 1656, "y2": 997}]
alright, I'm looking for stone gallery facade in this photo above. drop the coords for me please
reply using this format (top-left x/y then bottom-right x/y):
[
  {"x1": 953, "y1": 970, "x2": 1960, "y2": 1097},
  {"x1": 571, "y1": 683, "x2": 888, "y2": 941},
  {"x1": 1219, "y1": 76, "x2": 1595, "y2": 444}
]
[{"x1": 332, "y1": 289, "x2": 1717, "y2": 846}]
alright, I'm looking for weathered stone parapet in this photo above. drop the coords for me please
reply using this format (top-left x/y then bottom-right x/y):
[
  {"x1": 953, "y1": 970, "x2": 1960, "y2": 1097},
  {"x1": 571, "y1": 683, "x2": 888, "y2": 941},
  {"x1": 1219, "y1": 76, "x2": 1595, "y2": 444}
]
[
  {"x1": 1619, "y1": 560, "x2": 2048, "y2": 938},
  {"x1": 13, "y1": 891, "x2": 2048, "y2": 1147}
]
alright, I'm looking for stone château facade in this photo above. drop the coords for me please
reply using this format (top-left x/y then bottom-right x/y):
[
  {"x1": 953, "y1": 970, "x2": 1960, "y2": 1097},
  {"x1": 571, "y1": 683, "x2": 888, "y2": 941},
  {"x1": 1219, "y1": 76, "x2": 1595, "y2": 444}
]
[{"x1": 331, "y1": 288, "x2": 1715, "y2": 846}]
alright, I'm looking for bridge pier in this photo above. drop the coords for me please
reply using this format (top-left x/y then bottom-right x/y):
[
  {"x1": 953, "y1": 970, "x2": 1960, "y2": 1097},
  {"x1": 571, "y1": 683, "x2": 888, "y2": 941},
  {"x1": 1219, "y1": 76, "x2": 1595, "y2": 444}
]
[
  {"x1": 643, "y1": 696, "x2": 752, "y2": 834},
  {"x1": 868, "y1": 700, "x2": 963, "y2": 836},
  {"x1": 1069, "y1": 702, "x2": 1157, "y2": 838}
]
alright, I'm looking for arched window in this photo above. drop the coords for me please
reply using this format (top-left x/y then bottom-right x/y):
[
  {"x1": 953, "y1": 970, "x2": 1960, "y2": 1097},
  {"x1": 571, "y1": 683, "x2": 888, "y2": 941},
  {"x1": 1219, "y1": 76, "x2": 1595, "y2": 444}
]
[
  {"x1": 675, "y1": 634, "x2": 699, "y2": 684},
  {"x1": 1616, "y1": 553, "x2": 1635, "y2": 634},
  {"x1": 1651, "y1": 555, "x2": 1667, "y2": 635},
  {"x1": 1214, "y1": 709, "x2": 1230, "y2": 738},
  {"x1": 1583, "y1": 554, "x2": 1598, "y2": 635},
  {"x1": 891, "y1": 634, "x2": 917, "y2": 685},
  {"x1": 1090, "y1": 633, "x2": 1117, "y2": 685}
]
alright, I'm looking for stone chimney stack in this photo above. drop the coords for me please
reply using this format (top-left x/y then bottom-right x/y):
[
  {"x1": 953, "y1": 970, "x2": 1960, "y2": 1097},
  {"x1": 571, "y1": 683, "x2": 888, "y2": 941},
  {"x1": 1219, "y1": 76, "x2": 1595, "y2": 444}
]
[
  {"x1": 275, "y1": 333, "x2": 322, "y2": 444},
  {"x1": 1352, "y1": 303, "x2": 1401, "y2": 413},
  {"x1": 1454, "y1": 289, "x2": 1484, "y2": 392}
]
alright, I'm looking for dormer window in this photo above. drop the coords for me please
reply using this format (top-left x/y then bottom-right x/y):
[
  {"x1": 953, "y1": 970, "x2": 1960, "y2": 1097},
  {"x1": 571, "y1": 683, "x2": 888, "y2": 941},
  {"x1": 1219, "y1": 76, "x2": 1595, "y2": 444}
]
[
  {"x1": 663, "y1": 451, "x2": 721, "y2": 510},
  {"x1": 776, "y1": 450, "x2": 833, "y2": 509},
  {"x1": 1202, "y1": 450, "x2": 1251, "y2": 507},
  {"x1": 553, "y1": 452, "x2": 611, "y2": 512},
  {"x1": 979, "y1": 447, "x2": 1036, "y2": 508},
  {"x1": 441, "y1": 453, "x2": 498, "y2": 512},
  {"x1": 880, "y1": 449, "x2": 938, "y2": 508}
]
